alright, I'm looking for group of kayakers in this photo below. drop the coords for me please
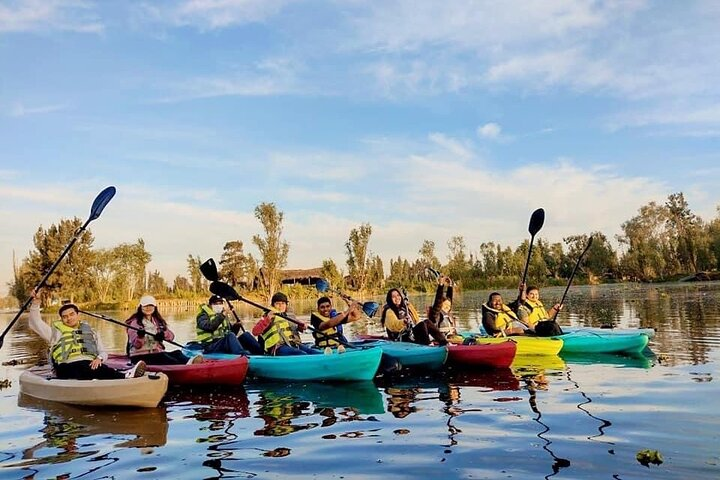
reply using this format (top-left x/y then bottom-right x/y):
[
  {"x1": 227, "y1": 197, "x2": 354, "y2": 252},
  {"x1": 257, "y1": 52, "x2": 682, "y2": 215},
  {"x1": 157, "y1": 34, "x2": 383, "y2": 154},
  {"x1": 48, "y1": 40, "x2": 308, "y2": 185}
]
[{"x1": 25, "y1": 270, "x2": 565, "y2": 382}]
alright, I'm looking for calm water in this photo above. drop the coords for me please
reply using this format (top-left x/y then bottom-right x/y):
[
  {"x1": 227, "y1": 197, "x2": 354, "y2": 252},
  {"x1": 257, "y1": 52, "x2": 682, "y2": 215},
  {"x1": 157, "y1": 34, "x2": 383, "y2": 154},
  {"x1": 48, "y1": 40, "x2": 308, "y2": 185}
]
[{"x1": 1, "y1": 283, "x2": 719, "y2": 479}]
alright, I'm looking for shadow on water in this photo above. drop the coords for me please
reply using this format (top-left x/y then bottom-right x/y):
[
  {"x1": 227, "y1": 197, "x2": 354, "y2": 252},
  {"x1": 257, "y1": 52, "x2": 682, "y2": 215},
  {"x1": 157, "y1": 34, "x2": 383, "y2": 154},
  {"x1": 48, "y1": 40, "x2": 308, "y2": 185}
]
[{"x1": 8, "y1": 395, "x2": 168, "y2": 477}]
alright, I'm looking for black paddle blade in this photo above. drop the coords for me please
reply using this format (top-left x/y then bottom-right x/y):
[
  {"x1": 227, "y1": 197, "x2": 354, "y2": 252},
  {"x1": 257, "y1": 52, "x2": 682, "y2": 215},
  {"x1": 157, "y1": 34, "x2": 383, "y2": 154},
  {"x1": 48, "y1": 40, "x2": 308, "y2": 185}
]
[
  {"x1": 315, "y1": 278, "x2": 330, "y2": 293},
  {"x1": 529, "y1": 208, "x2": 545, "y2": 235},
  {"x1": 209, "y1": 281, "x2": 241, "y2": 301},
  {"x1": 89, "y1": 186, "x2": 116, "y2": 221},
  {"x1": 425, "y1": 267, "x2": 440, "y2": 280},
  {"x1": 363, "y1": 302, "x2": 380, "y2": 318},
  {"x1": 200, "y1": 258, "x2": 220, "y2": 282}
]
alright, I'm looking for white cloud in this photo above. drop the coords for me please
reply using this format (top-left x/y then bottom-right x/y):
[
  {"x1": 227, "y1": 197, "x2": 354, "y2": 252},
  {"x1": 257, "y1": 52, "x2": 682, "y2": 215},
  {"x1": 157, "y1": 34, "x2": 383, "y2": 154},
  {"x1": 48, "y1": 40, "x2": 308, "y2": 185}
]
[
  {"x1": 9, "y1": 102, "x2": 67, "y2": 117},
  {"x1": 477, "y1": 123, "x2": 502, "y2": 140},
  {"x1": 0, "y1": 0, "x2": 103, "y2": 33},
  {"x1": 139, "y1": 0, "x2": 291, "y2": 30}
]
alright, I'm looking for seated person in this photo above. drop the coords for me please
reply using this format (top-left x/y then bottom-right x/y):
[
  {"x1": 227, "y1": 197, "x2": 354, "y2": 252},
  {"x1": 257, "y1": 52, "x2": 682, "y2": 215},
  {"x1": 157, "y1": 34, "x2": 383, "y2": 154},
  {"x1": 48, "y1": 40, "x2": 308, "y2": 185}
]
[
  {"x1": 251, "y1": 292, "x2": 320, "y2": 356},
  {"x1": 310, "y1": 296, "x2": 361, "y2": 352},
  {"x1": 482, "y1": 292, "x2": 526, "y2": 337},
  {"x1": 196, "y1": 295, "x2": 247, "y2": 355},
  {"x1": 381, "y1": 288, "x2": 447, "y2": 346}
]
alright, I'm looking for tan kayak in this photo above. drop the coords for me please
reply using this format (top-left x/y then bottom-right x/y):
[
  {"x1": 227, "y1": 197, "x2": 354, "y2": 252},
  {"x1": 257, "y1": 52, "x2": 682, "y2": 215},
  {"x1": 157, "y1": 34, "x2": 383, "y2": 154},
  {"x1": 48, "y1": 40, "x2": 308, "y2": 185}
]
[{"x1": 19, "y1": 365, "x2": 169, "y2": 408}]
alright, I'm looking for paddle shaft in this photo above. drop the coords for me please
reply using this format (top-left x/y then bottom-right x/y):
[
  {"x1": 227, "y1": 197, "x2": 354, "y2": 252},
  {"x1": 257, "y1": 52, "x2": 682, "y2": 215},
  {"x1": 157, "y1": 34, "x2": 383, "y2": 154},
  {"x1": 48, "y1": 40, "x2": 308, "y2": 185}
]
[
  {"x1": 79, "y1": 310, "x2": 186, "y2": 349},
  {"x1": 0, "y1": 220, "x2": 92, "y2": 348},
  {"x1": 552, "y1": 237, "x2": 594, "y2": 321}
]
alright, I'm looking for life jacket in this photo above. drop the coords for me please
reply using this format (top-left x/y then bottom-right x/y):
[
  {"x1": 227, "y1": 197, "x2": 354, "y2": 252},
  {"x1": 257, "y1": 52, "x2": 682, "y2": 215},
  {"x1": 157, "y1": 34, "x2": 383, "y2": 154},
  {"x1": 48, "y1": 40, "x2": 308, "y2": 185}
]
[
  {"x1": 311, "y1": 312, "x2": 346, "y2": 348},
  {"x1": 127, "y1": 318, "x2": 164, "y2": 356},
  {"x1": 482, "y1": 303, "x2": 520, "y2": 336},
  {"x1": 50, "y1": 321, "x2": 99, "y2": 364},
  {"x1": 259, "y1": 311, "x2": 298, "y2": 353},
  {"x1": 196, "y1": 305, "x2": 233, "y2": 344},
  {"x1": 520, "y1": 299, "x2": 550, "y2": 328},
  {"x1": 386, "y1": 303, "x2": 420, "y2": 342}
]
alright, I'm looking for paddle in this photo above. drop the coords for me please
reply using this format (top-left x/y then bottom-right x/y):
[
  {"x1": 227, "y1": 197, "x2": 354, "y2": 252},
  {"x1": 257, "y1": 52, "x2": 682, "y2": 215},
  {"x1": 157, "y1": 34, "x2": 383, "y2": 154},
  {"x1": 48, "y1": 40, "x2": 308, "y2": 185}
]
[
  {"x1": 209, "y1": 280, "x2": 358, "y2": 349},
  {"x1": 314, "y1": 279, "x2": 380, "y2": 318},
  {"x1": 552, "y1": 235, "x2": 594, "y2": 322},
  {"x1": 79, "y1": 310, "x2": 186, "y2": 350},
  {"x1": 520, "y1": 208, "x2": 545, "y2": 287},
  {"x1": 0, "y1": 186, "x2": 116, "y2": 350},
  {"x1": 198, "y1": 258, "x2": 247, "y2": 333}
]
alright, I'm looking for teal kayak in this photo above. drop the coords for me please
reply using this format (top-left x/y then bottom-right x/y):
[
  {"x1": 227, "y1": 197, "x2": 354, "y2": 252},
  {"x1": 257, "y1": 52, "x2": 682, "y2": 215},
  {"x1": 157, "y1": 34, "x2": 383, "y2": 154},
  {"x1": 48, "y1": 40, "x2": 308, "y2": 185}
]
[
  {"x1": 246, "y1": 347, "x2": 382, "y2": 381},
  {"x1": 555, "y1": 331, "x2": 650, "y2": 354},
  {"x1": 562, "y1": 326, "x2": 656, "y2": 339},
  {"x1": 352, "y1": 339, "x2": 448, "y2": 371}
]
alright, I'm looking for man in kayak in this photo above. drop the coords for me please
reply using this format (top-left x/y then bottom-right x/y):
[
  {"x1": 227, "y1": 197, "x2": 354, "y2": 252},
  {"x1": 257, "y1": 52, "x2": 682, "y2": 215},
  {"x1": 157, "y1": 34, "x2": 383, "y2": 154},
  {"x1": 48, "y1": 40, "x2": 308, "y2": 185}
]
[
  {"x1": 482, "y1": 292, "x2": 526, "y2": 337},
  {"x1": 310, "y1": 296, "x2": 361, "y2": 353},
  {"x1": 28, "y1": 291, "x2": 145, "y2": 379},
  {"x1": 515, "y1": 284, "x2": 564, "y2": 336},
  {"x1": 252, "y1": 292, "x2": 320, "y2": 355},
  {"x1": 196, "y1": 295, "x2": 248, "y2": 355}
]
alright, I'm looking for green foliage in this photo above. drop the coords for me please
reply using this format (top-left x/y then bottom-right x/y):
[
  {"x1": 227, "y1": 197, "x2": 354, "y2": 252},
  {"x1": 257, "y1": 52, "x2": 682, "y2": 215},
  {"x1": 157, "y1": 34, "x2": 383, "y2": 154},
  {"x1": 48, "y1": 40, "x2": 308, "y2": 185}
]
[
  {"x1": 219, "y1": 240, "x2": 255, "y2": 288},
  {"x1": 252, "y1": 202, "x2": 289, "y2": 301},
  {"x1": 345, "y1": 223, "x2": 372, "y2": 291},
  {"x1": 320, "y1": 259, "x2": 344, "y2": 289}
]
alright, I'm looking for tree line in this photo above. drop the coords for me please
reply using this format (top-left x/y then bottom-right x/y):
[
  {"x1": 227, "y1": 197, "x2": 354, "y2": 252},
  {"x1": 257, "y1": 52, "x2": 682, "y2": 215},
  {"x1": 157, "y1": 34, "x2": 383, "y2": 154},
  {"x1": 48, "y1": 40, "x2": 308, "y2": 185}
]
[{"x1": 8, "y1": 192, "x2": 720, "y2": 308}]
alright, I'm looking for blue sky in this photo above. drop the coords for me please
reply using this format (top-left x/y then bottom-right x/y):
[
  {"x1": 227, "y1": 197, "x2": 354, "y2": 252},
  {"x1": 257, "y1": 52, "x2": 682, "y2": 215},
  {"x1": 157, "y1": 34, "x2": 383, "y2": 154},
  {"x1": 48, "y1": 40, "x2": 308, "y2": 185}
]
[{"x1": 2, "y1": 0, "x2": 720, "y2": 295}]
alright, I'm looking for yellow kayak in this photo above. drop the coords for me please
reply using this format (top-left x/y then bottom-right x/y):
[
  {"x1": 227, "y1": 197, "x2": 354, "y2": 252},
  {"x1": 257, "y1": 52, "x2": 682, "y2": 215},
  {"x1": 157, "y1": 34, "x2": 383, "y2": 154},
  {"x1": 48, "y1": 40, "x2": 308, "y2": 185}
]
[{"x1": 466, "y1": 335, "x2": 564, "y2": 356}]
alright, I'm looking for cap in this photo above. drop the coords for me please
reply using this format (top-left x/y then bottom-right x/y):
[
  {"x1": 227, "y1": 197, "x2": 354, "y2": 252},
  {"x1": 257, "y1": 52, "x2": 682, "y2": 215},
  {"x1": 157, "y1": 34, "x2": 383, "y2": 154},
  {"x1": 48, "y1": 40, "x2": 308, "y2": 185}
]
[
  {"x1": 271, "y1": 292, "x2": 288, "y2": 304},
  {"x1": 208, "y1": 295, "x2": 224, "y2": 305},
  {"x1": 139, "y1": 295, "x2": 157, "y2": 307}
]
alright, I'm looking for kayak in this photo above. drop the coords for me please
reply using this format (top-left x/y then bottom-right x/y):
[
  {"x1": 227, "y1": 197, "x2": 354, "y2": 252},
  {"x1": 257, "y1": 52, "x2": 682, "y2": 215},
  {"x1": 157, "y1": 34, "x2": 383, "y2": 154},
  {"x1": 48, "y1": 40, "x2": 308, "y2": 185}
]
[
  {"x1": 555, "y1": 331, "x2": 650, "y2": 354},
  {"x1": 204, "y1": 347, "x2": 383, "y2": 382},
  {"x1": 464, "y1": 334, "x2": 564, "y2": 356},
  {"x1": 352, "y1": 339, "x2": 448, "y2": 371},
  {"x1": 19, "y1": 365, "x2": 169, "y2": 408},
  {"x1": 562, "y1": 352, "x2": 654, "y2": 369},
  {"x1": 106, "y1": 354, "x2": 249, "y2": 386},
  {"x1": 446, "y1": 341, "x2": 517, "y2": 368},
  {"x1": 247, "y1": 380, "x2": 385, "y2": 414},
  {"x1": 562, "y1": 326, "x2": 656, "y2": 339}
]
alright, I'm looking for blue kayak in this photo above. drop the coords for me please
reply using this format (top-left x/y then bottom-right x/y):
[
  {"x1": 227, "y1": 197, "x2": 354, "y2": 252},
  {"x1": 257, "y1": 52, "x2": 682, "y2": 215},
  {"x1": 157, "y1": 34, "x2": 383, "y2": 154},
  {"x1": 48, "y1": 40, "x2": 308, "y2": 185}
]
[
  {"x1": 555, "y1": 330, "x2": 650, "y2": 354},
  {"x1": 201, "y1": 347, "x2": 383, "y2": 382},
  {"x1": 352, "y1": 339, "x2": 448, "y2": 371},
  {"x1": 561, "y1": 326, "x2": 656, "y2": 339}
]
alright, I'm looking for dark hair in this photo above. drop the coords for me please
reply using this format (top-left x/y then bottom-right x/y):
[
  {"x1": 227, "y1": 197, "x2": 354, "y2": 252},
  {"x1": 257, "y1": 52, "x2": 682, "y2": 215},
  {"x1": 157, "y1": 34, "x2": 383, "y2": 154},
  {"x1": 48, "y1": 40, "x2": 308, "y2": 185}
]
[
  {"x1": 488, "y1": 292, "x2": 502, "y2": 303},
  {"x1": 380, "y1": 288, "x2": 404, "y2": 327},
  {"x1": 58, "y1": 303, "x2": 79, "y2": 317},
  {"x1": 271, "y1": 292, "x2": 288, "y2": 304},
  {"x1": 208, "y1": 295, "x2": 224, "y2": 305},
  {"x1": 317, "y1": 296, "x2": 332, "y2": 308},
  {"x1": 126, "y1": 304, "x2": 168, "y2": 331},
  {"x1": 526, "y1": 286, "x2": 539, "y2": 294}
]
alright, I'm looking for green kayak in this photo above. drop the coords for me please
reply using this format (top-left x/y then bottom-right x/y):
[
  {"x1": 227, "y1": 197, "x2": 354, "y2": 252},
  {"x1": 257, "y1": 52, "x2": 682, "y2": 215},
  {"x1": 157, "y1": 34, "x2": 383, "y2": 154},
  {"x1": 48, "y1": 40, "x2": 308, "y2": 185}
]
[{"x1": 555, "y1": 331, "x2": 650, "y2": 354}]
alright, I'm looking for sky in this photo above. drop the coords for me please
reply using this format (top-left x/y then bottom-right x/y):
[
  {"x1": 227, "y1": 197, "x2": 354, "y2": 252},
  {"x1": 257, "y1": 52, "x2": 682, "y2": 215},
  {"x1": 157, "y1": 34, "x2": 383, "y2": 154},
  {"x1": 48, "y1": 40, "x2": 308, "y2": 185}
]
[{"x1": 2, "y1": 0, "x2": 720, "y2": 296}]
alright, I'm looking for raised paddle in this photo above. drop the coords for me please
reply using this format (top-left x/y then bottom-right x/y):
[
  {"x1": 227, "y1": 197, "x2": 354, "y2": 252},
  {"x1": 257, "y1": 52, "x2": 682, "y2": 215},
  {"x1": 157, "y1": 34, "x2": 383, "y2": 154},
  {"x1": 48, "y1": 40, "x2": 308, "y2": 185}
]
[
  {"x1": 314, "y1": 278, "x2": 380, "y2": 318},
  {"x1": 520, "y1": 208, "x2": 545, "y2": 287},
  {"x1": 552, "y1": 235, "x2": 594, "y2": 322},
  {"x1": 0, "y1": 186, "x2": 116, "y2": 349},
  {"x1": 198, "y1": 258, "x2": 248, "y2": 333},
  {"x1": 79, "y1": 310, "x2": 187, "y2": 350},
  {"x1": 209, "y1": 280, "x2": 358, "y2": 349}
]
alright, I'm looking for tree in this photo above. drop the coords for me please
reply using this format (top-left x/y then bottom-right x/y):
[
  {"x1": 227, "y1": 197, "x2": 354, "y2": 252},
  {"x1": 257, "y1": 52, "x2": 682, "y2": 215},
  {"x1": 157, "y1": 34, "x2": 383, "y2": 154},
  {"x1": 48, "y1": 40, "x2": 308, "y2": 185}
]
[
  {"x1": 446, "y1": 235, "x2": 470, "y2": 282},
  {"x1": 147, "y1": 270, "x2": 168, "y2": 295},
  {"x1": 345, "y1": 223, "x2": 372, "y2": 291},
  {"x1": 172, "y1": 275, "x2": 192, "y2": 295},
  {"x1": 418, "y1": 240, "x2": 440, "y2": 270},
  {"x1": 252, "y1": 202, "x2": 290, "y2": 301},
  {"x1": 665, "y1": 192, "x2": 703, "y2": 273},
  {"x1": 219, "y1": 241, "x2": 254, "y2": 288},
  {"x1": 187, "y1": 254, "x2": 206, "y2": 293},
  {"x1": 109, "y1": 239, "x2": 152, "y2": 301},
  {"x1": 617, "y1": 201, "x2": 671, "y2": 281},
  {"x1": 320, "y1": 259, "x2": 344, "y2": 288}
]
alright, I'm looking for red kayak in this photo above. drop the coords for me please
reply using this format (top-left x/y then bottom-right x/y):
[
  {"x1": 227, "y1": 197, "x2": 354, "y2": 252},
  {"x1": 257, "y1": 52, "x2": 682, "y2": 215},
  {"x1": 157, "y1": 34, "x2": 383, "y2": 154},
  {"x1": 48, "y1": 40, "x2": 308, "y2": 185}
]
[
  {"x1": 446, "y1": 341, "x2": 517, "y2": 369},
  {"x1": 106, "y1": 354, "x2": 249, "y2": 386}
]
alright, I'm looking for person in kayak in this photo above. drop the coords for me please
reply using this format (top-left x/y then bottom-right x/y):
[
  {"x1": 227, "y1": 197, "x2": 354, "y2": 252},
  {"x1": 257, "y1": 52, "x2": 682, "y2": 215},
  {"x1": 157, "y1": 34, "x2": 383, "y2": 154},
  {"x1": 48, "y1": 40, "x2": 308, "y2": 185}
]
[
  {"x1": 196, "y1": 295, "x2": 248, "y2": 355},
  {"x1": 515, "y1": 284, "x2": 564, "y2": 336},
  {"x1": 482, "y1": 292, "x2": 526, "y2": 337},
  {"x1": 27, "y1": 290, "x2": 145, "y2": 379},
  {"x1": 381, "y1": 288, "x2": 448, "y2": 346},
  {"x1": 427, "y1": 275, "x2": 464, "y2": 344},
  {"x1": 252, "y1": 292, "x2": 320, "y2": 355},
  {"x1": 126, "y1": 295, "x2": 203, "y2": 365},
  {"x1": 310, "y1": 296, "x2": 361, "y2": 353}
]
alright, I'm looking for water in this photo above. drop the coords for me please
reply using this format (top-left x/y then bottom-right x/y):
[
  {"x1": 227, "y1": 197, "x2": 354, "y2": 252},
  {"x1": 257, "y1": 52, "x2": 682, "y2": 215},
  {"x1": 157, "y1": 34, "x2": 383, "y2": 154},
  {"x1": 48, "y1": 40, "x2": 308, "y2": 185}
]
[{"x1": 1, "y1": 283, "x2": 719, "y2": 479}]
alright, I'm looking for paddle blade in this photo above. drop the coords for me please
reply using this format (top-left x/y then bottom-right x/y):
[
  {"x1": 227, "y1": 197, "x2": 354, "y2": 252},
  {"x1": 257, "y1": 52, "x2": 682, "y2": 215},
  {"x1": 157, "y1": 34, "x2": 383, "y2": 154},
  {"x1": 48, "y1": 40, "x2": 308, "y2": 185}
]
[
  {"x1": 315, "y1": 278, "x2": 330, "y2": 293},
  {"x1": 425, "y1": 267, "x2": 440, "y2": 280},
  {"x1": 362, "y1": 302, "x2": 380, "y2": 318},
  {"x1": 200, "y1": 258, "x2": 220, "y2": 282},
  {"x1": 209, "y1": 281, "x2": 241, "y2": 301},
  {"x1": 89, "y1": 186, "x2": 116, "y2": 221},
  {"x1": 529, "y1": 208, "x2": 545, "y2": 236}
]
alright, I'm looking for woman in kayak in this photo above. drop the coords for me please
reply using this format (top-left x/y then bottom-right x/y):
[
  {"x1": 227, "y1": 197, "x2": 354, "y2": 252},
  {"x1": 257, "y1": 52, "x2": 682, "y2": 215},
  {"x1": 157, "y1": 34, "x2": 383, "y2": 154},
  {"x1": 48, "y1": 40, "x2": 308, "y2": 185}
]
[
  {"x1": 515, "y1": 284, "x2": 564, "y2": 336},
  {"x1": 126, "y1": 295, "x2": 203, "y2": 365},
  {"x1": 28, "y1": 290, "x2": 145, "y2": 379},
  {"x1": 427, "y1": 275, "x2": 464, "y2": 344},
  {"x1": 381, "y1": 288, "x2": 447, "y2": 345},
  {"x1": 482, "y1": 292, "x2": 526, "y2": 337}
]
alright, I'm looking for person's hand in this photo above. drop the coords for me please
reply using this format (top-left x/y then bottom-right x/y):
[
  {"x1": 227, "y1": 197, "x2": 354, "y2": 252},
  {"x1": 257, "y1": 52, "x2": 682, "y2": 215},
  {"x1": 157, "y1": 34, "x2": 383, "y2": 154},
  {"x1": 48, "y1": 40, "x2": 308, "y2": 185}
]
[
  {"x1": 29, "y1": 288, "x2": 41, "y2": 306},
  {"x1": 554, "y1": 303, "x2": 564, "y2": 312},
  {"x1": 153, "y1": 331, "x2": 165, "y2": 342},
  {"x1": 137, "y1": 330, "x2": 145, "y2": 338},
  {"x1": 90, "y1": 357, "x2": 102, "y2": 370},
  {"x1": 297, "y1": 322, "x2": 307, "y2": 332}
]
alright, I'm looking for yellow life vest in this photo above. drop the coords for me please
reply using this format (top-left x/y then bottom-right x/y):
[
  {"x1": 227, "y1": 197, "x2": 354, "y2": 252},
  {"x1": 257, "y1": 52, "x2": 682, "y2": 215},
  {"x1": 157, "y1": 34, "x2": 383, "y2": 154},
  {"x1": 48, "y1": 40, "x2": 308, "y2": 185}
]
[
  {"x1": 260, "y1": 311, "x2": 297, "y2": 352},
  {"x1": 50, "y1": 321, "x2": 99, "y2": 364},
  {"x1": 483, "y1": 304, "x2": 520, "y2": 336},
  {"x1": 521, "y1": 299, "x2": 550, "y2": 328},
  {"x1": 386, "y1": 303, "x2": 420, "y2": 341},
  {"x1": 311, "y1": 312, "x2": 343, "y2": 348},
  {"x1": 196, "y1": 305, "x2": 232, "y2": 344}
]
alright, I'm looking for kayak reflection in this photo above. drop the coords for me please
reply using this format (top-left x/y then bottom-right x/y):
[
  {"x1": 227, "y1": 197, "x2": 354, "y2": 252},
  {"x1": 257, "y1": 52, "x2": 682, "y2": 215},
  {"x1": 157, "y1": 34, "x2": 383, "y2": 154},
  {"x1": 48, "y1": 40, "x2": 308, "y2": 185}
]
[
  {"x1": 15, "y1": 393, "x2": 168, "y2": 472},
  {"x1": 248, "y1": 381, "x2": 383, "y2": 437}
]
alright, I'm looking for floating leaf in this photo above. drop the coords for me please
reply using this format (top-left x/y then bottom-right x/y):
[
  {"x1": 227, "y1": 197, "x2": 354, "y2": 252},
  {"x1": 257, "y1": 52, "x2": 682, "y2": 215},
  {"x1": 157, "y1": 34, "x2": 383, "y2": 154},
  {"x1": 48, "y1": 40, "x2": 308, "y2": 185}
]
[{"x1": 636, "y1": 449, "x2": 664, "y2": 466}]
